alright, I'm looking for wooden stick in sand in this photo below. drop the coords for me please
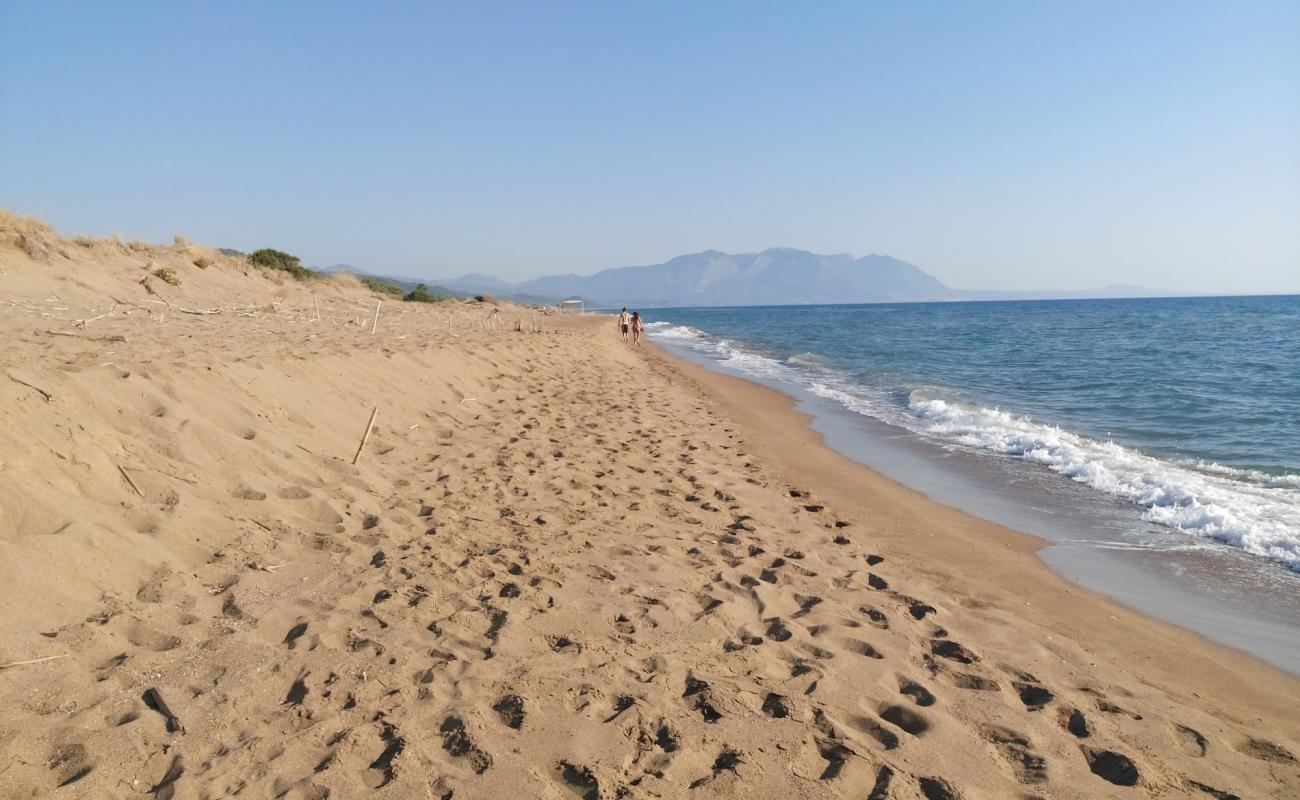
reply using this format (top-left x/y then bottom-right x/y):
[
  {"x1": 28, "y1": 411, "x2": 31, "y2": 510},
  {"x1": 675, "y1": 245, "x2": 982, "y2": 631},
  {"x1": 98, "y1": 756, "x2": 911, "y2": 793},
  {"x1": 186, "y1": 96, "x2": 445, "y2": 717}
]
[
  {"x1": 118, "y1": 464, "x2": 146, "y2": 497},
  {"x1": 7, "y1": 373, "x2": 52, "y2": 402},
  {"x1": 352, "y1": 406, "x2": 379, "y2": 465},
  {"x1": 0, "y1": 654, "x2": 69, "y2": 670},
  {"x1": 313, "y1": 294, "x2": 321, "y2": 321},
  {"x1": 38, "y1": 329, "x2": 127, "y2": 343},
  {"x1": 371, "y1": 301, "x2": 382, "y2": 334}
]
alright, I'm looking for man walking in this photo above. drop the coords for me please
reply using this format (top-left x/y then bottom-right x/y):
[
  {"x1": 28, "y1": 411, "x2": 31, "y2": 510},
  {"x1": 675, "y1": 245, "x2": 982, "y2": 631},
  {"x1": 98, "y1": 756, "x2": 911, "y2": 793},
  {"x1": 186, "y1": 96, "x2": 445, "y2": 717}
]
[{"x1": 618, "y1": 307, "x2": 630, "y2": 340}]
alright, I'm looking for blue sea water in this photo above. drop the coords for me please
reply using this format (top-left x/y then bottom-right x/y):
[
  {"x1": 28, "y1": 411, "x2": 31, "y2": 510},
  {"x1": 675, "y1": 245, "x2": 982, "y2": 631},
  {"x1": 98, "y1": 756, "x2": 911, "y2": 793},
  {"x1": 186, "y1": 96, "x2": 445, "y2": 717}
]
[{"x1": 643, "y1": 295, "x2": 1300, "y2": 573}]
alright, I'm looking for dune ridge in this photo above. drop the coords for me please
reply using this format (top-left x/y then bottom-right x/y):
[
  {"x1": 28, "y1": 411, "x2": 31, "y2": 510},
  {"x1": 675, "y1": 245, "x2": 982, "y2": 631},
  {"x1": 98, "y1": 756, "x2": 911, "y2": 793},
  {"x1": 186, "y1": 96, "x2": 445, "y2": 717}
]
[{"x1": 1, "y1": 216, "x2": 1297, "y2": 798}]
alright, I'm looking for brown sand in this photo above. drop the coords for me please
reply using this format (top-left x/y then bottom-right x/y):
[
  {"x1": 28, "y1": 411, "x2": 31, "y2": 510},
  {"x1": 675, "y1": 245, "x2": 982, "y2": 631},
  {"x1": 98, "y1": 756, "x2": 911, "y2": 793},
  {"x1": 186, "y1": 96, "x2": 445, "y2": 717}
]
[{"x1": 1, "y1": 214, "x2": 1297, "y2": 799}]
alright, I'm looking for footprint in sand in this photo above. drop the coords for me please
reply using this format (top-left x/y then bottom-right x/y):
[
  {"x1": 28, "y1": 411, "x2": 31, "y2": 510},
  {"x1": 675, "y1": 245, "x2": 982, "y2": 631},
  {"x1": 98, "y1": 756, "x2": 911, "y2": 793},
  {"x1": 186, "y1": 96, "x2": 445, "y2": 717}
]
[
  {"x1": 440, "y1": 716, "x2": 493, "y2": 774},
  {"x1": 931, "y1": 639, "x2": 979, "y2": 664},
  {"x1": 1011, "y1": 676, "x2": 1054, "y2": 710},
  {"x1": 493, "y1": 694, "x2": 525, "y2": 729},
  {"x1": 917, "y1": 776, "x2": 963, "y2": 799},
  {"x1": 879, "y1": 704, "x2": 930, "y2": 736},
  {"x1": 899, "y1": 678, "x2": 936, "y2": 706},
  {"x1": 556, "y1": 761, "x2": 599, "y2": 800},
  {"x1": 762, "y1": 693, "x2": 791, "y2": 718},
  {"x1": 230, "y1": 485, "x2": 267, "y2": 501},
  {"x1": 1082, "y1": 747, "x2": 1140, "y2": 786},
  {"x1": 1234, "y1": 737, "x2": 1295, "y2": 763},
  {"x1": 1061, "y1": 707, "x2": 1091, "y2": 738},
  {"x1": 981, "y1": 725, "x2": 1048, "y2": 784},
  {"x1": 127, "y1": 621, "x2": 181, "y2": 652}
]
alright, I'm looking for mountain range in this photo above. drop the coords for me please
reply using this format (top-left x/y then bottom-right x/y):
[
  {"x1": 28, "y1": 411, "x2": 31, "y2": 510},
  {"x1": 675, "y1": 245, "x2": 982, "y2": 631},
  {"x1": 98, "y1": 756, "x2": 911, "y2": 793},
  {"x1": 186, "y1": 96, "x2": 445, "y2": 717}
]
[{"x1": 324, "y1": 249, "x2": 1180, "y2": 308}]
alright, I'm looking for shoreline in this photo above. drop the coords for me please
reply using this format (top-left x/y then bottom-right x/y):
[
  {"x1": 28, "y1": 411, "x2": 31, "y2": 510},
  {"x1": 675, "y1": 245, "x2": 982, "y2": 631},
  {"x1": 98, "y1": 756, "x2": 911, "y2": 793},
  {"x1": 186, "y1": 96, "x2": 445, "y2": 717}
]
[
  {"x1": 643, "y1": 319, "x2": 1300, "y2": 675},
  {"x1": 3, "y1": 227, "x2": 1299, "y2": 798},
  {"x1": 642, "y1": 339, "x2": 1300, "y2": 695}
]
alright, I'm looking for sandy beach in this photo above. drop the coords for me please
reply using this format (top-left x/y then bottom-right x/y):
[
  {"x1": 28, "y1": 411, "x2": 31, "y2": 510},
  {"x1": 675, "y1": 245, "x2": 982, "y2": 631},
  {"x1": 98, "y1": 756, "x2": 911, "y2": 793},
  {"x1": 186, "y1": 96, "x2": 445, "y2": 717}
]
[{"x1": 2, "y1": 216, "x2": 1298, "y2": 799}]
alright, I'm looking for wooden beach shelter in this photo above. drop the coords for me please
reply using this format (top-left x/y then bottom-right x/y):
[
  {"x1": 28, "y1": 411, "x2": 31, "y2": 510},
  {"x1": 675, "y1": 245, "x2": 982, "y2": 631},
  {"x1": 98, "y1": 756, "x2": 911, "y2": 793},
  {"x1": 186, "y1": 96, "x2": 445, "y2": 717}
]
[{"x1": 559, "y1": 299, "x2": 585, "y2": 312}]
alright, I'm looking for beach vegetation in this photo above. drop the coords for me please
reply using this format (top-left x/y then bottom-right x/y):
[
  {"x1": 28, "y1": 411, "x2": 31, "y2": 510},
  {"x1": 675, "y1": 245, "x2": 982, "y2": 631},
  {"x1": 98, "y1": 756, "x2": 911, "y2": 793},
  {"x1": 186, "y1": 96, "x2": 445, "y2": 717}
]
[
  {"x1": 403, "y1": 283, "x2": 442, "y2": 303},
  {"x1": 248, "y1": 248, "x2": 315, "y2": 280},
  {"x1": 193, "y1": 256, "x2": 212, "y2": 269},
  {"x1": 361, "y1": 276, "x2": 405, "y2": 297},
  {"x1": 473, "y1": 293, "x2": 496, "y2": 304},
  {"x1": 153, "y1": 266, "x2": 181, "y2": 286},
  {"x1": 73, "y1": 234, "x2": 97, "y2": 248}
]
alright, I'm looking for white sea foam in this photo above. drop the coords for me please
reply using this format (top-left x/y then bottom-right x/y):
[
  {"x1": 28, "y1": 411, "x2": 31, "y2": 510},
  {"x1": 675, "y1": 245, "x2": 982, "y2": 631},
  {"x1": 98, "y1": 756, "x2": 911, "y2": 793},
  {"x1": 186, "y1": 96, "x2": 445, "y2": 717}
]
[
  {"x1": 903, "y1": 395, "x2": 1300, "y2": 570},
  {"x1": 649, "y1": 322, "x2": 1300, "y2": 571}
]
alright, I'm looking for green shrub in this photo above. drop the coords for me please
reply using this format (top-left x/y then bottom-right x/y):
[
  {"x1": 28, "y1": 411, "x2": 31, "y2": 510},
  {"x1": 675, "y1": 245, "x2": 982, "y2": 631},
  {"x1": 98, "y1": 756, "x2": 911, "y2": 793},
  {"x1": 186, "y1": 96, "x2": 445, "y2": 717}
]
[
  {"x1": 248, "y1": 248, "x2": 315, "y2": 280},
  {"x1": 403, "y1": 283, "x2": 441, "y2": 303},
  {"x1": 154, "y1": 267, "x2": 181, "y2": 286},
  {"x1": 193, "y1": 256, "x2": 212, "y2": 269},
  {"x1": 361, "y1": 276, "x2": 404, "y2": 297},
  {"x1": 473, "y1": 293, "x2": 496, "y2": 304}
]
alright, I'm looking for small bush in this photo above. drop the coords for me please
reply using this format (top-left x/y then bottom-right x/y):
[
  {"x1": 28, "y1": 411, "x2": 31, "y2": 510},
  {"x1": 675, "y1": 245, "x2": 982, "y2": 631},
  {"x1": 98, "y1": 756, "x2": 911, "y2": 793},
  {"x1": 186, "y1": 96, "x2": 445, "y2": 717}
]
[
  {"x1": 154, "y1": 267, "x2": 181, "y2": 286},
  {"x1": 473, "y1": 293, "x2": 497, "y2": 304},
  {"x1": 361, "y1": 276, "x2": 404, "y2": 297},
  {"x1": 128, "y1": 239, "x2": 151, "y2": 251},
  {"x1": 403, "y1": 283, "x2": 441, "y2": 303},
  {"x1": 193, "y1": 256, "x2": 212, "y2": 269},
  {"x1": 73, "y1": 234, "x2": 96, "y2": 247},
  {"x1": 248, "y1": 248, "x2": 315, "y2": 280}
]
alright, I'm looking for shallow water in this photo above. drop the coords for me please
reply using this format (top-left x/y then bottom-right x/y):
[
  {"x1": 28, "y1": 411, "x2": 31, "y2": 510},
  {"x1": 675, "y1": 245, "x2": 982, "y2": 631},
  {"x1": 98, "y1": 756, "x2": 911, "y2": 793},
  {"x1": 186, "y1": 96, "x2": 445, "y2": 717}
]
[{"x1": 642, "y1": 296, "x2": 1300, "y2": 672}]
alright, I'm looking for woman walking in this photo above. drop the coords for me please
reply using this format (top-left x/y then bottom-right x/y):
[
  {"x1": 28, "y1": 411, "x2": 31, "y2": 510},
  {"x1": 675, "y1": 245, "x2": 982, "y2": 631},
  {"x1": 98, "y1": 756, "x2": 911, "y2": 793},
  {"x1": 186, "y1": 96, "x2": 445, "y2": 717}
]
[{"x1": 630, "y1": 311, "x2": 644, "y2": 344}]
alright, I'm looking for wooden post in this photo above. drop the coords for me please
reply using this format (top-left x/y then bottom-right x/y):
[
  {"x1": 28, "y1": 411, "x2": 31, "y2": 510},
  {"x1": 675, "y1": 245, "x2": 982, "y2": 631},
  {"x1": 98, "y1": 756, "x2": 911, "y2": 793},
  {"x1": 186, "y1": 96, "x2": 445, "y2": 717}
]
[
  {"x1": 313, "y1": 294, "x2": 320, "y2": 321},
  {"x1": 352, "y1": 407, "x2": 379, "y2": 465},
  {"x1": 371, "y1": 301, "x2": 382, "y2": 334}
]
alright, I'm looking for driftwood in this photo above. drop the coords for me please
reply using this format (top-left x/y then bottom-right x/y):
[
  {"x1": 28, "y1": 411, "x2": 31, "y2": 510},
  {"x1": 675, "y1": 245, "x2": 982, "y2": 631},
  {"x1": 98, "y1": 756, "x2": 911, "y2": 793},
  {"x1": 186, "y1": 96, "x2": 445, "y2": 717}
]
[
  {"x1": 0, "y1": 654, "x2": 69, "y2": 670},
  {"x1": 38, "y1": 329, "x2": 127, "y2": 343},
  {"x1": 178, "y1": 307, "x2": 221, "y2": 315},
  {"x1": 138, "y1": 277, "x2": 174, "y2": 309},
  {"x1": 7, "y1": 373, "x2": 51, "y2": 401},
  {"x1": 371, "y1": 301, "x2": 382, "y2": 334},
  {"x1": 75, "y1": 311, "x2": 113, "y2": 328},
  {"x1": 142, "y1": 687, "x2": 185, "y2": 734},
  {"x1": 117, "y1": 464, "x2": 145, "y2": 497},
  {"x1": 352, "y1": 407, "x2": 379, "y2": 465}
]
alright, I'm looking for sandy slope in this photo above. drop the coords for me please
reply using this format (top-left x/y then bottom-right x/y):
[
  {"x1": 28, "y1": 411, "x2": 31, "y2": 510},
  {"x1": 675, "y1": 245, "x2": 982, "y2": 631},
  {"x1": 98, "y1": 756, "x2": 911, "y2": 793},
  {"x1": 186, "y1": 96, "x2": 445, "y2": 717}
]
[{"x1": 0, "y1": 216, "x2": 1297, "y2": 799}]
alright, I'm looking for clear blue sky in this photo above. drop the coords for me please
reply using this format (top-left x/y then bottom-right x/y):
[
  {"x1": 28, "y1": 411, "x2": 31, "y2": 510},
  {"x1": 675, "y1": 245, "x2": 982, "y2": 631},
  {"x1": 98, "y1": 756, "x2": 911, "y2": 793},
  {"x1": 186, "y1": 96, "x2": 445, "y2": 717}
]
[{"x1": 2, "y1": 1, "x2": 1297, "y2": 292}]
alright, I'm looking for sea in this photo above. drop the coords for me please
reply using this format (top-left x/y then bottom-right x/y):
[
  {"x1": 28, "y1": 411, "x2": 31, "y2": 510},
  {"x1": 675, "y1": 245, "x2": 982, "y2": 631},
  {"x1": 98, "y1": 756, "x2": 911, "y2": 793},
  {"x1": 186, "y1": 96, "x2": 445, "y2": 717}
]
[{"x1": 641, "y1": 295, "x2": 1300, "y2": 673}]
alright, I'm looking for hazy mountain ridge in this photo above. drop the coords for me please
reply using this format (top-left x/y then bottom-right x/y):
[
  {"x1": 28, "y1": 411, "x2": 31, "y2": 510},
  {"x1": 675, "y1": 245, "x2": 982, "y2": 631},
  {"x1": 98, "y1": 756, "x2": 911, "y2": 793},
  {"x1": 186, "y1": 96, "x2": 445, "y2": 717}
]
[
  {"x1": 432, "y1": 248, "x2": 953, "y2": 307},
  {"x1": 324, "y1": 251, "x2": 1181, "y2": 308}
]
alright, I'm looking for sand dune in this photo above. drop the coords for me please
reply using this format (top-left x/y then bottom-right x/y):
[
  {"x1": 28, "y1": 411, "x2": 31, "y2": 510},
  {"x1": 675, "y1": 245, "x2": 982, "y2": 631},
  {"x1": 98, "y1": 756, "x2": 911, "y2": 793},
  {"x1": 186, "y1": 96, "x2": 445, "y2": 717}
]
[{"x1": 1, "y1": 215, "x2": 1297, "y2": 798}]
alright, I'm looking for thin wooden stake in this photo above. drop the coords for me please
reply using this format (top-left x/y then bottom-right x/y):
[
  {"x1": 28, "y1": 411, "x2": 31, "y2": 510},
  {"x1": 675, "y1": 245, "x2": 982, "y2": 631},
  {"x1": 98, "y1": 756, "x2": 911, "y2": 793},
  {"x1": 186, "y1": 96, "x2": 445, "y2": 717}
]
[
  {"x1": 313, "y1": 294, "x2": 320, "y2": 321},
  {"x1": 352, "y1": 407, "x2": 379, "y2": 465},
  {"x1": 7, "y1": 373, "x2": 52, "y2": 402},
  {"x1": 0, "y1": 654, "x2": 69, "y2": 670},
  {"x1": 117, "y1": 464, "x2": 145, "y2": 497},
  {"x1": 371, "y1": 301, "x2": 382, "y2": 334}
]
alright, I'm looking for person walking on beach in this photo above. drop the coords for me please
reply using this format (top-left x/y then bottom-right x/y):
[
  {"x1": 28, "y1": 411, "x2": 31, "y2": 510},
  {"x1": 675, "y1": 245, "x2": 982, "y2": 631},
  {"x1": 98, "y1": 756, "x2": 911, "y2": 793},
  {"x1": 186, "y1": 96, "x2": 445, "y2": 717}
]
[
  {"x1": 618, "y1": 307, "x2": 630, "y2": 341},
  {"x1": 631, "y1": 311, "x2": 644, "y2": 344}
]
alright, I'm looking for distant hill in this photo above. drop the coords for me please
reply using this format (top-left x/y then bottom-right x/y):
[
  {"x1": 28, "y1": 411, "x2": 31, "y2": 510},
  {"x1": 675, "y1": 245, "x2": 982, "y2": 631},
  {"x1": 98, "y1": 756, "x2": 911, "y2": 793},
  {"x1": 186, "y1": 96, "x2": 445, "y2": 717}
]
[
  {"x1": 433, "y1": 249, "x2": 952, "y2": 307},
  {"x1": 324, "y1": 253, "x2": 1183, "y2": 308}
]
